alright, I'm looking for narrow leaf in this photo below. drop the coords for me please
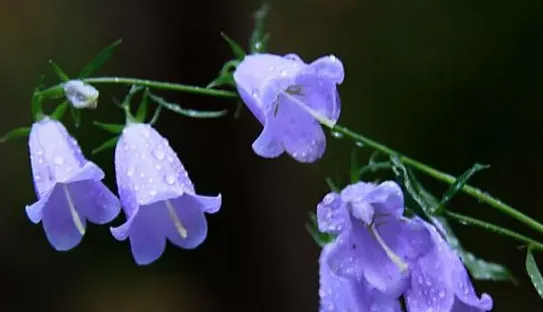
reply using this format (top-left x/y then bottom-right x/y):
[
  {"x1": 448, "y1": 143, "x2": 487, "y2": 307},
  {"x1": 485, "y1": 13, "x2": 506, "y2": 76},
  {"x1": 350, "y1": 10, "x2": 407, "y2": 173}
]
[
  {"x1": 78, "y1": 39, "x2": 122, "y2": 78},
  {"x1": 220, "y1": 33, "x2": 246, "y2": 60},
  {"x1": 135, "y1": 88, "x2": 150, "y2": 122},
  {"x1": 93, "y1": 121, "x2": 124, "y2": 134},
  {"x1": 92, "y1": 136, "x2": 119, "y2": 155},
  {"x1": 149, "y1": 104, "x2": 163, "y2": 126},
  {"x1": 0, "y1": 127, "x2": 31, "y2": 143},
  {"x1": 526, "y1": 248, "x2": 543, "y2": 299},
  {"x1": 391, "y1": 155, "x2": 516, "y2": 282},
  {"x1": 249, "y1": 2, "x2": 271, "y2": 53},
  {"x1": 438, "y1": 163, "x2": 489, "y2": 211},
  {"x1": 50, "y1": 101, "x2": 69, "y2": 120},
  {"x1": 70, "y1": 106, "x2": 81, "y2": 128},
  {"x1": 149, "y1": 93, "x2": 227, "y2": 119},
  {"x1": 219, "y1": 59, "x2": 240, "y2": 76},
  {"x1": 48, "y1": 60, "x2": 70, "y2": 81},
  {"x1": 325, "y1": 177, "x2": 340, "y2": 193},
  {"x1": 31, "y1": 92, "x2": 43, "y2": 121}
]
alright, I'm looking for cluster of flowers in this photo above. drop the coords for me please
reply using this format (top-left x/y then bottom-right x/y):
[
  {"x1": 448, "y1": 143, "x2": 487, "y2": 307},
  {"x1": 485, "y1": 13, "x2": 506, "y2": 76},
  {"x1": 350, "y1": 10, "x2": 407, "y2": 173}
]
[{"x1": 22, "y1": 50, "x2": 493, "y2": 310}]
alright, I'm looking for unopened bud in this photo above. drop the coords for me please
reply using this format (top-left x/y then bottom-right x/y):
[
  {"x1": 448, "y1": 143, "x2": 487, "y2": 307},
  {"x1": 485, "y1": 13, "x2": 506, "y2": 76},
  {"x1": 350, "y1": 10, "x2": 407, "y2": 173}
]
[{"x1": 63, "y1": 80, "x2": 99, "y2": 109}]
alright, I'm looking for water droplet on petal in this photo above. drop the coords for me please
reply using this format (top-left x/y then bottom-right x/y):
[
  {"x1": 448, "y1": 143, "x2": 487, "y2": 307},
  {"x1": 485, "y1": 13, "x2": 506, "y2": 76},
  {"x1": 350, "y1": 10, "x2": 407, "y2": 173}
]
[
  {"x1": 164, "y1": 173, "x2": 176, "y2": 185},
  {"x1": 66, "y1": 166, "x2": 73, "y2": 173},
  {"x1": 127, "y1": 167, "x2": 135, "y2": 177},
  {"x1": 134, "y1": 184, "x2": 140, "y2": 191},
  {"x1": 149, "y1": 189, "x2": 157, "y2": 196},
  {"x1": 438, "y1": 290, "x2": 445, "y2": 298},
  {"x1": 155, "y1": 164, "x2": 162, "y2": 170},
  {"x1": 141, "y1": 129, "x2": 150, "y2": 138},
  {"x1": 153, "y1": 149, "x2": 165, "y2": 160},
  {"x1": 54, "y1": 156, "x2": 64, "y2": 165}
]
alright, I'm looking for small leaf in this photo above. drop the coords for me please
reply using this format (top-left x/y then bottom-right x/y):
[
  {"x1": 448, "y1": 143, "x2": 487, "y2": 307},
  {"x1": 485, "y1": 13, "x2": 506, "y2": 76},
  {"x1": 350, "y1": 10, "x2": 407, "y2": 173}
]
[
  {"x1": 78, "y1": 39, "x2": 122, "y2": 78},
  {"x1": 220, "y1": 32, "x2": 246, "y2": 60},
  {"x1": 438, "y1": 163, "x2": 489, "y2": 212},
  {"x1": 70, "y1": 106, "x2": 82, "y2": 128},
  {"x1": 149, "y1": 93, "x2": 228, "y2": 119},
  {"x1": 31, "y1": 91, "x2": 44, "y2": 121},
  {"x1": 0, "y1": 127, "x2": 31, "y2": 143},
  {"x1": 135, "y1": 88, "x2": 150, "y2": 122},
  {"x1": 325, "y1": 177, "x2": 340, "y2": 193},
  {"x1": 305, "y1": 211, "x2": 335, "y2": 247},
  {"x1": 92, "y1": 136, "x2": 119, "y2": 155},
  {"x1": 391, "y1": 155, "x2": 516, "y2": 282},
  {"x1": 206, "y1": 74, "x2": 235, "y2": 89},
  {"x1": 219, "y1": 59, "x2": 240, "y2": 76},
  {"x1": 526, "y1": 248, "x2": 543, "y2": 299},
  {"x1": 93, "y1": 121, "x2": 124, "y2": 134},
  {"x1": 48, "y1": 60, "x2": 70, "y2": 81},
  {"x1": 50, "y1": 101, "x2": 69, "y2": 120},
  {"x1": 249, "y1": 2, "x2": 271, "y2": 53},
  {"x1": 149, "y1": 104, "x2": 163, "y2": 126}
]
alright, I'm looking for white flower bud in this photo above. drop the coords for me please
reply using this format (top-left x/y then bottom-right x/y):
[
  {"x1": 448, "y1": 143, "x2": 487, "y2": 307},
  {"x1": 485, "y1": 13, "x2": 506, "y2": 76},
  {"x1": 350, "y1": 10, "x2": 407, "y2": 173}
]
[{"x1": 63, "y1": 80, "x2": 99, "y2": 109}]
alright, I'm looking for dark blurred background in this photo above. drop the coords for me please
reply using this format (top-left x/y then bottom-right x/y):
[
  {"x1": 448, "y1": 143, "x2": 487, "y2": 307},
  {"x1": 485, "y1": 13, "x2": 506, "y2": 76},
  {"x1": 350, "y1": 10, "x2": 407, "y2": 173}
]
[{"x1": 1, "y1": 0, "x2": 543, "y2": 311}]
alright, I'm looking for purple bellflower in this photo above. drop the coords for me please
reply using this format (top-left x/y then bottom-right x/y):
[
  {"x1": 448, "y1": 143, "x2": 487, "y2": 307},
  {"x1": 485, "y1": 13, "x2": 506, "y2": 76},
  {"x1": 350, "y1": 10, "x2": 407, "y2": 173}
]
[
  {"x1": 233, "y1": 53, "x2": 344, "y2": 163},
  {"x1": 25, "y1": 117, "x2": 121, "y2": 251},
  {"x1": 317, "y1": 180, "x2": 493, "y2": 312},
  {"x1": 319, "y1": 244, "x2": 403, "y2": 312},
  {"x1": 110, "y1": 123, "x2": 221, "y2": 265}
]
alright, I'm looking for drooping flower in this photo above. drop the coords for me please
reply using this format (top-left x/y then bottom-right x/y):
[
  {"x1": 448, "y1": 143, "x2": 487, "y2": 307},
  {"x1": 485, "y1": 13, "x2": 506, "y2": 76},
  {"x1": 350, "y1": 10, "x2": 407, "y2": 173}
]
[
  {"x1": 233, "y1": 53, "x2": 344, "y2": 163},
  {"x1": 110, "y1": 123, "x2": 221, "y2": 265},
  {"x1": 317, "y1": 180, "x2": 493, "y2": 312},
  {"x1": 319, "y1": 244, "x2": 403, "y2": 312},
  {"x1": 404, "y1": 223, "x2": 493, "y2": 312},
  {"x1": 63, "y1": 80, "x2": 99, "y2": 109},
  {"x1": 25, "y1": 117, "x2": 121, "y2": 250}
]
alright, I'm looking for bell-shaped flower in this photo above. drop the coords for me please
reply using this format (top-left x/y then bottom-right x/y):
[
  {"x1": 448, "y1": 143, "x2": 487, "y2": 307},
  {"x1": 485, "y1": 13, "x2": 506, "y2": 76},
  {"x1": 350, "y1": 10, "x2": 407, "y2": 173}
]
[
  {"x1": 233, "y1": 53, "x2": 344, "y2": 163},
  {"x1": 404, "y1": 223, "x2": 493, "y2": 312},
  {"x1": 25, "y1": 117, "x2": 121, "y2": 250},
  {"x1": 110, "y1": 123, "x2": 221, "y2": 265},
  {"x1": 317, "y1": 181, "x2": 431, "y2": 298},
  {"x1": 63, "y1": 80, "x2": 99, "y2": 109},
  {"x1": 319, "y1": 244, "x2": 403, "y2": 312}
]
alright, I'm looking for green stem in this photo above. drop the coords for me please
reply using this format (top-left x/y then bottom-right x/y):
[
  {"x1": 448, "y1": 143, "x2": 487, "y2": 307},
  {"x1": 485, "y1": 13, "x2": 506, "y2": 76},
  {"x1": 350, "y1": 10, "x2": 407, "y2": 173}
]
[
  {"x1": 36, "y1": 77, "x2": 239, "y2": 99},
  {"x1": 446, "y1": 211, "x2": 543, "y2": 251},
  {"x1": 332, "y1": 124, "x2": 543, "y2": 235}
]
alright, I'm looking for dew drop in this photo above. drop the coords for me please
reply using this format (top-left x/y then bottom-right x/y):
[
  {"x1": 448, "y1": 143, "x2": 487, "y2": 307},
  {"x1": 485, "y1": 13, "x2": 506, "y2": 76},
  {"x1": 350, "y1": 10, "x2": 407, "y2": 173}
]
[
  {"x1": 141, "y1": 129, "x2": 150, "y2": 138},
  {"x1": 355, "y1": 141, "x2": 364, "y2": 147},
  {"x1": 133, "y1": 184, "x2": 140, "y2": 191},
  {"x1": 330, "y1": 131, "x2": 343, "y2": 139},
  {"x1": 155, "y1": 164, "x2": 162, "y2": 170},
  {"x1": 54, "y1": 156, "x2": 64, "y2": 165},
  {"x1": 130, "y1": 144, "x2": 136, "y2": 150},
  {"x1": 149, "y1": 189, "x2": 157, "y2": 196},
  {"x1": 251, "y1": 89, "x2": 260, "y2": 99},
  {"x1": 153, "y1": 149, "x2": 165, "y2": 160},
  {"x1": 279, "y1": 69, "x2": 288, "y2": 76},
  {"x1": 164, "y1": 173, "x2": 176, "y2": 185},
  {"x1": 127, "y1": 167, "x2": 135, "y2": 177},
  {"x1": 438, "y1": 290, "x2": 445, "y2": 298},
  {"x1": 34, "y1": 175, "x2": 41, "y2": 181},
  {"x1": 66, "y1": 166, "x2": 73, "y2": 173},
  {"x1": 37, "y1": 150, "x2": 43, "y2": 155}
]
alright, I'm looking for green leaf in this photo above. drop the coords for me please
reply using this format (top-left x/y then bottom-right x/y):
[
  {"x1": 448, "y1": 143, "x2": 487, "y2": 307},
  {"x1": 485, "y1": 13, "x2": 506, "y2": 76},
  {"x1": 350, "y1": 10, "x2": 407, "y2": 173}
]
[
  {"x1": 438, "y1": 163, "x2": 489, "y2": 212},
  {"x1": 149, "y1": 104, "x2": 163, "y2": 126},
  {"x1": 219, "y1": 59, "x2": 240, "y2": 76},
  {"x1": 135, "y1": 88, "x2": 150, "y2": 122},
  {"x1": 0, "y1": 127, "x2": 31, "y2": 143},
  {"x1": 70, "y1": 106, "x2": 81, "y2": 128},
  {"x1": 93, "y1": 121, "x2": 124, "y2": 134},
  {"x1": 206, "y1": 74, "x2": 235, "y2": 89},
  {"x1": 31, "y1": 91, "x2": 44, "y2": 121},
  {"x1": 48, "y1": 60, "x2": 70, "y2": 81},
  {"x1": 220, "y1": 33, "x2": 246, "y2": 60},
  {"x1": 391, "y1": 155, "x2": 516, "y2": 282},
  {"x1": 78, "y1": 39, "x2": 122, "y2": 78},
  {"x1": 92, "y1": 136, "x2": 119, "y2": 155},
  {"x1": 149, "y1": 93, "x2": 228, "y2": 119},
  {"x1": 50, "y1": 101, "x2": 69, "y2": 120},
  {"x1": 325, "y1": 177, "x2": 340, "y2": 193},
  {"x1": 249, "y1": 2, "x2": 271, "y2": 53},
  {"x1": 526, "y1": 248, "x2": 543, "y2": 299},
  {"x1": 305, "y1": 211, "x2": 335, "y2": 247}
]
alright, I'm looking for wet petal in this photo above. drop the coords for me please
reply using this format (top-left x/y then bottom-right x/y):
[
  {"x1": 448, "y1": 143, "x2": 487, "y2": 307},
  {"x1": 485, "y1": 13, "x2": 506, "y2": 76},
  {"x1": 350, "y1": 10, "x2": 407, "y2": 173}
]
[
  {"x1": 304, "y1": 55, "x2": 345, "y2": 84},
  {"x1": 189, "y1": 193, "x2": 222, "y2": 214},
  {"x1": 42, "y1": 185, "x2": 86, "y2": 251},
  {"x1": 293, "y1": 74, "x2": 341, "y2": 123},
  {"x1": 274, "y1": 92, "x2": 326, "y2": 162},
  {"x1": 326, "y1": 229, "x2": 367, "y2": 280},
  {"x1": 162, "y1": 195, "x2": 209, "y2": 249},
  {"x1": 317, "y1": 192, "x2": 350, "y2": 234},
  {"x1": 122, "y1": 205, "x2": 166, "y2": 265},
  {"x1": 67, "y1": 180, "x2": 121, "y2": 224},
  {"x1": 251, "y1": 122, "x2": 284, "y2": 158},
  {"x1": 365, "y1": 181, "x2": 404, "y2": 216},
  {"x1": 451, "y1": 255, "x2": 493, "y2": 311}
]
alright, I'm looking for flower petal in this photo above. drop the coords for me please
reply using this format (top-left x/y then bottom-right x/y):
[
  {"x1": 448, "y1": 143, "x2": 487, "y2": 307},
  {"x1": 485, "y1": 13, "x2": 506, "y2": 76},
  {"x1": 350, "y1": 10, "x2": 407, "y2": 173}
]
[
  {"x1": 326, "y1": 229, "x2": 368, "y2": 280},
  {"x1": 189, "y1": 193, "x2": 222, "y2": 214},
  {"x1": 42, "y1": 184, "x2": 86, "y2": 251},
  {"x1": 294, "y1": 73, "x2": 341, "y2": 123},
  {"x1": 251, "y1": 122, "x2": 284, "y2": 158},
  {"x1": 275, "y1": 92, "x2": 326, "y2": 162},
  {"x1": 67, "y1": 180, "x2": 120, "y2": 224},
  {"x1": 317, "y1": 192, "x2": 350, "y2": 234},
  {"x1": 365, "y1": 181, "x2": 404, "y2": 216},
  {"x1": 451, "y1": 255, "x2": 493, "y2": 311},
  {"x1": 122, "y1": 204, "x2": 166, "y2": 265},
  {"x1": 303, "y1": 55, "x2": 345, "y2": 84},
  {"x1": 162, "y1": 195, "x2": 209, "y2": 249}
]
